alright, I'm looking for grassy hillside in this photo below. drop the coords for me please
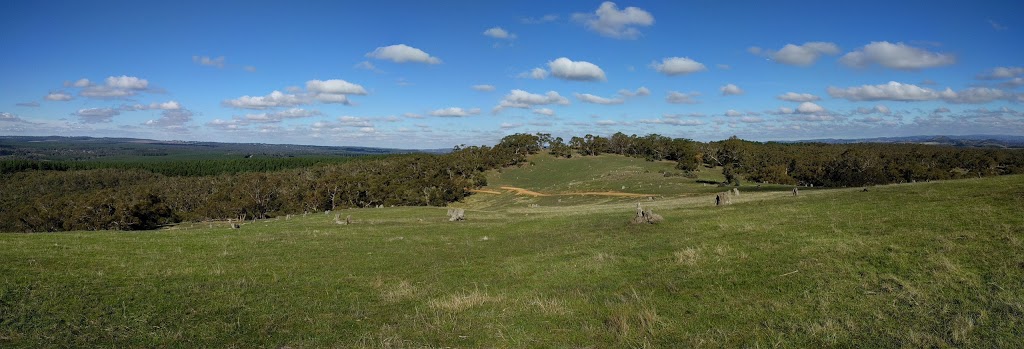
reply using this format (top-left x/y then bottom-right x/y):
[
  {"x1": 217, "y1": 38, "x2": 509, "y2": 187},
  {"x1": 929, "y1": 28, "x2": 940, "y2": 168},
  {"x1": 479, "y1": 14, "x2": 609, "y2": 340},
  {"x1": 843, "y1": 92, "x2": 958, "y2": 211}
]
[{"x1": 1, "y1": 154, "x2": 1022, "y2": 347}]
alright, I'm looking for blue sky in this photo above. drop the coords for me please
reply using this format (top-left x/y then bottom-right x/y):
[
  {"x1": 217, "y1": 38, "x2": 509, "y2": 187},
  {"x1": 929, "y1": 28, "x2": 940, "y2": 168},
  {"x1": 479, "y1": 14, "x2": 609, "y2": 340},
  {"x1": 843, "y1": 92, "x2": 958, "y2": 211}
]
[{"x1": 2, "y1": 0, "x2": 1022, "y2": 148}]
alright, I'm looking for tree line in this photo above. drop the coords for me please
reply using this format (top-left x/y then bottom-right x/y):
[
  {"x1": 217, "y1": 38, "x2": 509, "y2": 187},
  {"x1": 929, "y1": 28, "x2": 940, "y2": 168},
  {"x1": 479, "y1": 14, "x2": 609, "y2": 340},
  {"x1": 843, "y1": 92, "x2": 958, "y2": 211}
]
[{"x1": 2, "y1": 132, "x2": 1023, "y2": 232}]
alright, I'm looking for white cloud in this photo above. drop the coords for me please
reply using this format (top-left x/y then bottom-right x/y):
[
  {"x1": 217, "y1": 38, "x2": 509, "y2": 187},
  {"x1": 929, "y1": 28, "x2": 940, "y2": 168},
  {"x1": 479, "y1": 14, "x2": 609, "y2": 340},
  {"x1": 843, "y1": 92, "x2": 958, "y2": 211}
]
[
  {"x1": 73, "y1": 108, "x2": 120, "y2": 123},
  {"x1": 572, "y1": 1, "x2": 654, "y2": 39},
  {"x1": 494, "y1": 89, "x2": 570, "y2": 113},
  {"x1": 720, "y1": 84, "x2": 744, "y2": 96},
  {"x1": 640, "y1": 117, "x2": 704, "y2": 126},
  {"x1": 483, "y1": 27, "x2": 516, "y2": 39},
  {"x1": 243, "y1": 108, "x2": 321, "y2": 123},
  {"x1": 45, "y1": 92, "x2": 73, "y2": 101},
  {"x1": 78, "y1": 75, "x2": 150, "y2": 99},
  {"x1": 751, "y1": 42, "x2": 840, "y2": 66},
  {"x1": 16, "y1": 101, "x2": 40, "y2": 107},
  {"x1": 828, "y1": 81, "x2": 1018, "y2": 104},
  {"x1": 854, "y1": 105, "x2": 891, "y2": 115},
  {"x1": 776, "y1": 92, "x2": 821, "y2": 102},
  {"x1": 651, "y1": 57, "x2": 707, "y2": 76},
  {"x1": 977, "y1": 66, "x2": 1024, "y2": 80},
  {"x1": 796, "y1": 102, "x2": 826, "y2": 114},
  {"x1": 105, "y1": 75, "x2": 149, "y2": 89},
  {"x1": 740, "y1": 116, "x2": 765, "y2": 123},
  {"x1": 500, "y1": 122, "x2": 523, "y2": 129},
  {"x1": 518, "y1": 68, "x2": 548, "y2": 79},
  {"x1": 596, "y1": 120, "x2": 619, "y2": 126},
  {"x1": 827, "y1": 81, "x2": 941, "y2": 101},
  {"x1": 244, "y1": 66, "x2": 257, "y2": 72},
  {"x1": 548, "y1": 57, "x2": 607, "y2": 81},
  {"x1": 0, "y1": 112, "x2": 29, "y2": 123},
  {"x1": 472, "y1": 84, "x2": 496, "y2": 92},
  {"x1": 306, "y1": 79, "x2": 367, "y2": 104},
  {"x1": 338, "y1": 116, "x2": 374, "y2": 128},
  {"x1": 223, "y1": 90, "x2": 308, "y2": 109},
  {"x1": 942, "y1": 87, "x2": 1014, "y2": 104},
  {"x1": 122, "y1": 101, "x2": 182, "y2": 111},
  {"x1": 839, "y1": 41, "x2": 955, "y2": 70},
  {"x1": 666, "y1": 91, "x2": 700, "y2": 104},
  {"x1": 354, "y1": 61, "x2": 381, "y2": 73},
  {"x1": 724, "y1": 109, "x2": 743, "y2": 117},
  {"x1": 429, "y1": 107, "x2": 481, "y2": 117},
  {"x1": 193, "y1": 55, "x2": 226, "y2": 68},
  {"x1": 618, "y1": 86, "x2": 650, "y2": 97},
  {"x1": 64, "y1": 78, "x2": 91, "y2": 87},
  {"x1": 575, "y1": 93, "x2": 624, "y2": 105},
  {"x1": 145, "y1": 109, "x2": 193, "y2": 130},
  {"x1": 532, "y1": 108, "x2": 555, "y2": 116},
  {"x1": 366, "y1": 44, "x2": 441, "y2": 64}
]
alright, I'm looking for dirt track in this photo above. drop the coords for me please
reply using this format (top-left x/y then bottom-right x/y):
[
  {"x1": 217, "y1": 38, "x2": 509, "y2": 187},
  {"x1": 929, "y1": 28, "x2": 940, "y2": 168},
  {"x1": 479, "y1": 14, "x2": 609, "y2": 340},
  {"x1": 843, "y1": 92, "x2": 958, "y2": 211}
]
[{"x1": 494, "y1": 186, "x2": 653, "y2": 198}]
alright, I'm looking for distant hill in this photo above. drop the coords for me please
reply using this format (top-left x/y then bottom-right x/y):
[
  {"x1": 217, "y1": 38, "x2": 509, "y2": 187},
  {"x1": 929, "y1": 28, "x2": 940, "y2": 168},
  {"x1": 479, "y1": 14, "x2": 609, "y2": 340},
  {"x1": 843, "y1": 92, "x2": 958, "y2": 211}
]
[
  {"x1": 788, "y1": 135, "x2": 1024, "y2": 148},
  {"x1": 0, "y1": 136, "x2": 435, "y2": 161}
]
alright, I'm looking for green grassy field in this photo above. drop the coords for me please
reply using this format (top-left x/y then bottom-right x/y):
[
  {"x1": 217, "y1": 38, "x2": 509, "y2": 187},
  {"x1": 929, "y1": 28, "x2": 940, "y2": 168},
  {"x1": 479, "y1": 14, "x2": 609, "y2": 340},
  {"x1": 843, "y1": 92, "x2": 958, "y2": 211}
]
[{"x1": 2, "y1": 154, "x2": 1023, "y2": 347}]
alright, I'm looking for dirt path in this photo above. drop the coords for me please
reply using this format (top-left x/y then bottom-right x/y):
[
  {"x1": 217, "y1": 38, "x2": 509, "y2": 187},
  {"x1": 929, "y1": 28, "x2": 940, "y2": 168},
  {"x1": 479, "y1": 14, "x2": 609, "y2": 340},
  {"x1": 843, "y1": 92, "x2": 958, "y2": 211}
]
[
  {"x1": 469, "y1": 189, "x2": 503, "y2": 195},
  {"x1": 496, "y1": 186, "x2": 653, "y2": 198}
]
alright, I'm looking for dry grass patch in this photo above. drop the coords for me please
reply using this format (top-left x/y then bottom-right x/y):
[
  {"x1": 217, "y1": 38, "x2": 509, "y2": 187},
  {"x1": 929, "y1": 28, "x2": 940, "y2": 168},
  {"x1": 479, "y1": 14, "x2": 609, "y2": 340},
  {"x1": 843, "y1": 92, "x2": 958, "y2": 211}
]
[
  {"x1": 373, "y1": 279, "x2": 419, "y2": 303},
  {"x1": 527, "y1": 296, "x2": 571, "y2": 316},
  {"x1": 674, "y1": 247, "x2": 702, "y2": 266},
  {"x1": 428, "y1": 289, "x2": 504, "y2": 312}
]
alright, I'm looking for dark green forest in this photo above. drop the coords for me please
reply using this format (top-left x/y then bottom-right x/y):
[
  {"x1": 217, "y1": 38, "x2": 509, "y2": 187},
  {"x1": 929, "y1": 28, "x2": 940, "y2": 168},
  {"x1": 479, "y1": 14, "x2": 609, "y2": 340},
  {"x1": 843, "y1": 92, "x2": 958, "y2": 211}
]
[{"x1": 2, "y1": 133, "x2": 1022, "y2": 233}]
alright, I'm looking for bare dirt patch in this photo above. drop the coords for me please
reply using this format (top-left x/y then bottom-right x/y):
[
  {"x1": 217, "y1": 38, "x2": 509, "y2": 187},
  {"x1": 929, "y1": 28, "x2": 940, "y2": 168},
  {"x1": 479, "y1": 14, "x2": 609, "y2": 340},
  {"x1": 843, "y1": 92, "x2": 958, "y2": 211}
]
[{"x1": 498, "y1": 186, "x2": 653, "y2": 198}]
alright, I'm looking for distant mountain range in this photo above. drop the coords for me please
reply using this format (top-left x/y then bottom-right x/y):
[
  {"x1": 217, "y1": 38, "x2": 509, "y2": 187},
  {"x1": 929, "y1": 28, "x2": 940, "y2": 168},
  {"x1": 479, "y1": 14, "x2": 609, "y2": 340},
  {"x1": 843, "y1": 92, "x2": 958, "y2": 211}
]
[{"x1": 788, "y1": 135, "x2": 1024, "y2": 148}]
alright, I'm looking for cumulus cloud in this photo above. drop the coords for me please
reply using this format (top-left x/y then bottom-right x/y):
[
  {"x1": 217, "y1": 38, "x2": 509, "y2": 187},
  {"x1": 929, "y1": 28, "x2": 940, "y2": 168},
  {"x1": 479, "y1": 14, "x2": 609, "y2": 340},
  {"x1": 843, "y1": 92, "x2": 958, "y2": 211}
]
[
  {"x1": 828, "y1": 81, "x2": 1019, "y2": 104},
  {"x1": 740, "y1": 116, "x2": 765, "y2": 123},
  {"x1": 666, "y1": 91, "x2": 700, "y2": 104},
  {"x1": 243, "y1": 108, "x2": 321, "y2": 123},
  {"x1": 493, "y1": 89, "x2": 569, "y2": 113},
  {"x1": 572, "y1": 1, "x2": 654, "y2": 39},
  {"x1": 354, "y1": 61, "x2": 382, "y2": 73},
  {"x1": 306, "y1": 79, "x2": 367, "y2": 104},
  {"x1": 720, "y1": 84, "x2": 744, "y2": 96},
  {"x1": 64, "y1": 78, "x2": 91, "y2": 87},
  {"x1": 0, "y1": 112, "x2": 28, "y2": 123},
  {"x1": 796, "y1": 102, "x2": 826, "y2": 114},
  {"x1": 853, "y1": 105, "x2": 891, "y2": 115},
  {"x1": 839, "y1": 41, "x2": 955, "y2": 70},
  {"x1": 500, "y1": 122, "x2": 523, "y2": 130},
  {"x1": 548, "y1": 57, "x2": 607, "y2": 81},
  {"x1": 640, "y1": 117, "x2": 704, "y2": 126},
  {"x1": 193, "y1": 55, "x2": 225, "y2": 68},
  {"x1": 429, "y1": 107, "x2": 481, "y2": 117},
  {"x1": 366, "y1": 44, "x2": 441, "y2": 64},
  {"x1": 651, "y1": 57, "x2": 707, "y2": 76},
  {"x1": 827, "y1": 81, "x2": 941, "y2": 101},
  {"x1": 724, "y1": 109, "x2": 743, "y2": 117},
  {"x1": 483, "y1": 27, "x2": 516, "y2": 39},
  {"x1": 223, "y1": 90, "x2": 308, "y2": 109},
  {"x1": 121, "y1": 101, "x2": 182, "y2": 111},
  {"x1": 45, "y1": 92, "x2": 73, "y2": 101},
  {"x1": 518, "y1": 67, "x2": 548, "y2": 79},
  {"x1": 750, "y1": 42, "x2": 840, "y2": 66},
  {"x1": 618, "y1": 86, "x2": 650, "y2": 97},
  {"x1": 72, "y1": 108, "x2": 120, "y2": 123},
  {"x1": 532, "y1": 108, "x2": 555, "y2": 116},
  {"x1": 777, "y1": 92, "x2": 821, "y2": 102},
  {"x1": 977, "y1": 66, "x2": 1024, "y2": 80},
  {"x1": 145, "y1": 109, "x2": 193, "y2": 130},
  {"x1": 575, "y1": 93, "x2": 624, "y2": 105},
  {"x1": 78, "y1": 75, "x2": 150, "y2": 99},
  {"x1": 472, "y1": 84, "x2": 496, "y2": 92}
]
